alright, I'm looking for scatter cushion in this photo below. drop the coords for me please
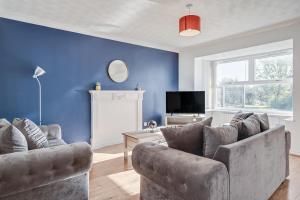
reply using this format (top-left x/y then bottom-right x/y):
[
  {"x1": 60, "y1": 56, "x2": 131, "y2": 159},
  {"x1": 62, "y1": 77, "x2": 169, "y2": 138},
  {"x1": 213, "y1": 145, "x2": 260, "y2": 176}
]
[
  {"x1": 161, "y1": 117, "x2": 213, "y2": 156},
  {"x1": 0, "y1": 119, "x2": 11, "y2": 129},
  {"x1": 230, "y1": 111, "x2": 254, "y2": 124},
  {"x1": 13, "y1": 118, "x2": 48, "y2": 149},
  {"x1": 256, "y1": 113, "x2": 269, "y2": 131},
  {"x1": 230, "y1": 111, "x2": 254, "y2": 136},
  {"x1": 0, "y1": 125, "x2": 28, "y2": 154},
  {"x1": 238, "y1": 115, "x2": 261, "y2": 140},
  {"x1": 203, "y1": 125, "x2": 238, "y2": 158}
]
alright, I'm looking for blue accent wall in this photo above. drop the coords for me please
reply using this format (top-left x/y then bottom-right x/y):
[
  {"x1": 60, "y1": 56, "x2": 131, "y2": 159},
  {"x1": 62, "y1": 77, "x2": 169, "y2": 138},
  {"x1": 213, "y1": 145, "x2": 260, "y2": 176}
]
[{"x1": 0, "y1": 18, "x2": 178, "y2": 144}]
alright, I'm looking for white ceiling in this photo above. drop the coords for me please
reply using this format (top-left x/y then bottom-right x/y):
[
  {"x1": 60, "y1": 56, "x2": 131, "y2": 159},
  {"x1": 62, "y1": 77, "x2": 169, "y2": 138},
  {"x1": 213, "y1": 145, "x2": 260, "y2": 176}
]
[{"x1": 0, "y1": 0, "x2": 299, "y2": 52}]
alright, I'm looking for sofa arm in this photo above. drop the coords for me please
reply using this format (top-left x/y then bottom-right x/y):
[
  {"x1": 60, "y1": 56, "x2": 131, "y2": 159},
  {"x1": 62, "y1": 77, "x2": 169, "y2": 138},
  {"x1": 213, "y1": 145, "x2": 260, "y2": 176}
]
[
  {"x1": 0, "y1": 142, "x2": 92, "y2": 198},
  {"x1": 213, "y1": 126, "x2": 287, "y2": 200},
  {"x1": 40, "y1": 124, "x2": 62, "y2": 139},
  {"x1": 132, "y1": 142, "x2": 229, "y2": 200}
]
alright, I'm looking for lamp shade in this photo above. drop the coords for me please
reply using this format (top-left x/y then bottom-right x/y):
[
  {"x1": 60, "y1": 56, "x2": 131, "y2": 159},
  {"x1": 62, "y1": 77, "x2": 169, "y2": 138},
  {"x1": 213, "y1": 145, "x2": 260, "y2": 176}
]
[
  {"x1": 179, "y1": 15, "x2": 201, "y2": 36},
  {"x1": 33, "y1": 66, "x2": 46, "y2": 78}
]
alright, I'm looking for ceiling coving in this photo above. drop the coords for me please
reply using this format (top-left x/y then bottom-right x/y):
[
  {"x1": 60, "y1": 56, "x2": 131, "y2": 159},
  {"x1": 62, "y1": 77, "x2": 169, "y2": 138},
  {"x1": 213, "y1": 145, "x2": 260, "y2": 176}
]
[{"x1": 0, "y1": 0, "x2": 299, "y2": 52}]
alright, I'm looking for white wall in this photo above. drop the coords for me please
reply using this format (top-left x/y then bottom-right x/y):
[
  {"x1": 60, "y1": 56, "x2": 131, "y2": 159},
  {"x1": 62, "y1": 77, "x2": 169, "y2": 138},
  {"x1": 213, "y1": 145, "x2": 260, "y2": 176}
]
[
  {"x1": 194, "y1": 59, "x2": 213, "y2": 108},
  {"x1": 179, "y1": 20, "x2": 300, "y2": 155}
]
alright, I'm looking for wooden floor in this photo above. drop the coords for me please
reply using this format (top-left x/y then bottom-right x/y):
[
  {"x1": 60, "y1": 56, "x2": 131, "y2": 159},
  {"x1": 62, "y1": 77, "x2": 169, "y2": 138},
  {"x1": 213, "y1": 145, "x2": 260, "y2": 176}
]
[{"x1": 90, "y1": 144, "x2": 300, "y2": 200}]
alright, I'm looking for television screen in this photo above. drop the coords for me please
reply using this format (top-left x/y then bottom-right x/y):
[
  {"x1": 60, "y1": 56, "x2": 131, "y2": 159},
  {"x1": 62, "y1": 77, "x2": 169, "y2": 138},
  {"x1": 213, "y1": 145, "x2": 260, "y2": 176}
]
[{"x1": 166, "y1": 91, "x2": 205, "y2": 114}]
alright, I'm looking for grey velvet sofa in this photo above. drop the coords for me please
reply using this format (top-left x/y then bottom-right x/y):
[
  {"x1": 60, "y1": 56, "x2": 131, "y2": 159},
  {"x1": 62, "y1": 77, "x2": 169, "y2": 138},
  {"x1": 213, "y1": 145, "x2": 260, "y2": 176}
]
[
  {"x1": 132, "y1": 125, "x2": 290, "y2": 200},
  {"x1": 0, "y1": 124, "x2": 93, "y2": 200}
]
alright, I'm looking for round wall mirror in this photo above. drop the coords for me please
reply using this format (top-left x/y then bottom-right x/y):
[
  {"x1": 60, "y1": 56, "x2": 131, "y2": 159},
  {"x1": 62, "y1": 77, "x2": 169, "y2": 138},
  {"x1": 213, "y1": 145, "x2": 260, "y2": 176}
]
[{"x1": 108, "y1": 60, "x2": 128, "y2": 83}]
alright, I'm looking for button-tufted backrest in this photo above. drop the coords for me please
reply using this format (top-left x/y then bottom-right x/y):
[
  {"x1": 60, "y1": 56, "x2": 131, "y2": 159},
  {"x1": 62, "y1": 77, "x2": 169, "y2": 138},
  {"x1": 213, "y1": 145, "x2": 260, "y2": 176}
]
[{"x1": 0, "y1": 142, "x2": 92, "y2": 198}]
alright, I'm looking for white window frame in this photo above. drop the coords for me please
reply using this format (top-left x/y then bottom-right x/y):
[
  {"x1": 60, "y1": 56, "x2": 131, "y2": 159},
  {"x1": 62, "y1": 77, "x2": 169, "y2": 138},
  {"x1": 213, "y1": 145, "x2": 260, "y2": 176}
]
[{"x1": 212, "y1": 49, "x2": 293, "y2": 114}]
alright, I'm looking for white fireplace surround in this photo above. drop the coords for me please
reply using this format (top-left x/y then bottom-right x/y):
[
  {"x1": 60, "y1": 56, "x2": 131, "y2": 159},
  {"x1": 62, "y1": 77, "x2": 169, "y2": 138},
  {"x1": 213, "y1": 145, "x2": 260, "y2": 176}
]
[{"x1": 89, "y1": 90, "x2": 144, "y2": 149}]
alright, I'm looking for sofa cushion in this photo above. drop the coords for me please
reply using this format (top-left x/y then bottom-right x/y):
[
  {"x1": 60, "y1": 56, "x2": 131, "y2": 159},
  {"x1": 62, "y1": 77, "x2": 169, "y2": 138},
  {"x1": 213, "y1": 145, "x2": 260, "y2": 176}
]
[
  {"x1": 13, "y1": 118, "x2": 48, "y2": 149},
  {"x1": 0, "y1": 125, "x2": 28, "y2": 154},
  {"x1": 203, "y1": 125, "x2": 238, "y2": 158},
  {"x1": 161, "y1": 117, "x2": 213, "y2": 156},
  {"x1": 48, "y1": 139, "x2": 66, "y2": 147},
  {"x1": 0, "y1": 119, "x2": 11, "y2": 129},
  {"x1": 256, "y1": 113, "x2": 269, "y2": 131},
  {"x1": 238, "y1": 115, "x2": 261, "y2": 140}
]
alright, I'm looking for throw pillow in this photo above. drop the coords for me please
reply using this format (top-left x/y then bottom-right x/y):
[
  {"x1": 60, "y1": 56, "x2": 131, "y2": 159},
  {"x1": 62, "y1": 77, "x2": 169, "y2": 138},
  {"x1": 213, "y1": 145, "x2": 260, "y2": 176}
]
[
  {"x1": 13, "y1": 118, "x2": 48, "y2": 149},
  {"x1": 0, "y1": 125, "x2": 28, "y2": 154},
  {"x1": 230, "y1": 111, "x2": 254, "y2": 136},
  {"x1": 238, "y1": 115, "x2": 261, "y2": 140},
  {"x1": 256, "y1": 113, "x2": 269, "y2": 131},
  {"x1": 203, "y1": 125, "x2": 238, "y2": 158},
  {"x1": 161, "y1": 117, "x2": 213, "y2": 156},
  {"x1": 0, "y1": 118, "x2": 11, "y2": 129},
  {"x1": 230, "y1": 111, "x2": 254, "y2": 124}
]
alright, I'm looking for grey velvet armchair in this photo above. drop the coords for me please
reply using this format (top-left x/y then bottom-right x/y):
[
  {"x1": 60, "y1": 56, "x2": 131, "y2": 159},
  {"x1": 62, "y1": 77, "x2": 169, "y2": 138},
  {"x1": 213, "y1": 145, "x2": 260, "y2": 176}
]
[{"x1": 0, "y1": 124, "x2": 93, "y2": 200}]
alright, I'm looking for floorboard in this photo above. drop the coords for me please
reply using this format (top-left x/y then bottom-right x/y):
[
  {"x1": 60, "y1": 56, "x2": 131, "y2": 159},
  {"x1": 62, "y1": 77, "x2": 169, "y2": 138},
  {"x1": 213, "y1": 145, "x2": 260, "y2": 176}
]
[{"x1": 90, "y1": 144, "x2": 300, "y2": 200}]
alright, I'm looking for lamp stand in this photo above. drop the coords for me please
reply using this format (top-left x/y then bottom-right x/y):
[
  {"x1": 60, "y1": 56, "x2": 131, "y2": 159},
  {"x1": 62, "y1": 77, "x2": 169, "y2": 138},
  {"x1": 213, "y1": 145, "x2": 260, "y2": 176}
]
[{"x1": 34, "y1": 77, "x2": 42, "y2": 126}]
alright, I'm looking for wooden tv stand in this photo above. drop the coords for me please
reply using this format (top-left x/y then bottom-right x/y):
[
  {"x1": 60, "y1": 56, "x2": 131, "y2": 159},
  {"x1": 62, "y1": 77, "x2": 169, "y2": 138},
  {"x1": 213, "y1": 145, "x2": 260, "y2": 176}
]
[{"x1": 165, "y1": 114, "x2": 206, "y2": 127}]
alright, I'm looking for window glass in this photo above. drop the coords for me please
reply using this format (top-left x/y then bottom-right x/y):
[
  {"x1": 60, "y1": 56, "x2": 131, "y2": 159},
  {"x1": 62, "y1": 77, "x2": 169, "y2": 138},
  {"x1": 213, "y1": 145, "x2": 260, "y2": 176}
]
[
  {"x1": 245, "y1": 83, "x2": 293, "y2": 111},
  {"x1": 217, "y1": 83, "x2": 292, "y2": 111},
  {"x1": 223, "y1": 85, "x2": 244, "y2": 108},
  {"x1": 216, "y1": 87, "x2": 223, "y2": 107},
  {"x1": 216, "y1": 60, "x2": 248, "y2": 85},
  {"x1": 255, "y1": 54, "x2": 293, "y2": 81}
]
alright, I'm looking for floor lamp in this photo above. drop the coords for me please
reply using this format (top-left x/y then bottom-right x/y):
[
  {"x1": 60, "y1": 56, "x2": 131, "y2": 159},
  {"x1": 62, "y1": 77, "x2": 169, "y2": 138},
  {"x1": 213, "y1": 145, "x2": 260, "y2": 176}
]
[{"x1": 33, "y1": 66, "x2": 46, "y2": 125}]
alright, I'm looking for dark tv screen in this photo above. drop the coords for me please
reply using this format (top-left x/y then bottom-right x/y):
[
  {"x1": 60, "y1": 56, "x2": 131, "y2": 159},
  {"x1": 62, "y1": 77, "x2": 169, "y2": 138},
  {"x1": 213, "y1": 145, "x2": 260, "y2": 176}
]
[{"x1": 166, "y1": 91, "x2": 205, "y2": 114}]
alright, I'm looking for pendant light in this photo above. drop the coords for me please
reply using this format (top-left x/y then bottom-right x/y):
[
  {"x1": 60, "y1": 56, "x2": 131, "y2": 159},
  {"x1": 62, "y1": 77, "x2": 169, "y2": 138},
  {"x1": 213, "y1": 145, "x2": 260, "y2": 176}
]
[{"x1": 179, "y1": 4, "x2": 201, "y2": 37}]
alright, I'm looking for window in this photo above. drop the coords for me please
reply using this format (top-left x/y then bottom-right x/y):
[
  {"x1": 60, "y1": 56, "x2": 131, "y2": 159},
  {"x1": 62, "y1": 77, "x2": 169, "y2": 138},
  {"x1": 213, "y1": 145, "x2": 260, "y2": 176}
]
[
  {"x1": 255, "y1": 54, "x2": 293, "y2": 81},
  {"x1": 216, "y1": 60, "x2": 248, "y2": 84},
  {"x1": 215, "y1": 50, "x2": 293, "y2": 112},
  {"x1": 244, "y1": 83, "x2": 292, "y2": 110}
]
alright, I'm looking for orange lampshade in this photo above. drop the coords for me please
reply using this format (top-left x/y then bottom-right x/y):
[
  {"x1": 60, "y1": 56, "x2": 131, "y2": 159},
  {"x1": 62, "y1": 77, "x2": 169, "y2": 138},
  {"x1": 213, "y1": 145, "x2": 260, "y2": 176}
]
[{"x1": 179, "y1": 15, "x2": 201, "y2": 37}]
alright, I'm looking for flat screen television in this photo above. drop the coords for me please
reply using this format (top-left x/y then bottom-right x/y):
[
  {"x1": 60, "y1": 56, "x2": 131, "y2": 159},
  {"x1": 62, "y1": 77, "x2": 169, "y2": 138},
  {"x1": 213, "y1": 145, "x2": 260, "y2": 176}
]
[{"x1": 166, "y1": 91, "x2": 205, "y2": 114}]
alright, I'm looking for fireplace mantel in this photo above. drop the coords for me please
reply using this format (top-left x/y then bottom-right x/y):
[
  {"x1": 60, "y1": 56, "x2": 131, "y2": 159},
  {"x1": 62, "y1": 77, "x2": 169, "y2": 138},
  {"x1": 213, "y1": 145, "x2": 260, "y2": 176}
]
[{"x1": 89, "y1": 90, "x2": 144, "y2": 149}]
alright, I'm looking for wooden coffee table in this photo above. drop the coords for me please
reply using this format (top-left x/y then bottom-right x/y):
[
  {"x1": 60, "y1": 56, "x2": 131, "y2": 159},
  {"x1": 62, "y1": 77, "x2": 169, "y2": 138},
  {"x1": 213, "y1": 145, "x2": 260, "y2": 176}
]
[{"x1": 122, "y1": 128, "x2": 166, "y2": 160}]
